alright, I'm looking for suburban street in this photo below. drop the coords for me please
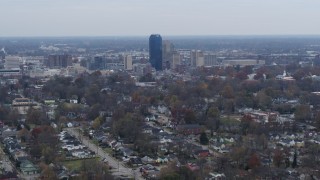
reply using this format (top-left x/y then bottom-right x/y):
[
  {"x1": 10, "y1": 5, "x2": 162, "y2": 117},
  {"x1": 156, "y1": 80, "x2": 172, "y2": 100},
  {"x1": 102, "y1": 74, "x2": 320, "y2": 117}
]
[
  {"x1": 65, "y1": 128, "x2": 143, "y2": 180},
  {"x1": 0, "y1": 150, "x2": 14, "y2": 173}
]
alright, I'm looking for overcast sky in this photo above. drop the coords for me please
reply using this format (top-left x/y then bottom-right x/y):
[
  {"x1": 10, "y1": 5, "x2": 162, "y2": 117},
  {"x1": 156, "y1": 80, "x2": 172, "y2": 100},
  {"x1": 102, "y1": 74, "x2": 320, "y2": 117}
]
[{"x1": 1, "y1": 0, "x2": 319, "y2": 36}]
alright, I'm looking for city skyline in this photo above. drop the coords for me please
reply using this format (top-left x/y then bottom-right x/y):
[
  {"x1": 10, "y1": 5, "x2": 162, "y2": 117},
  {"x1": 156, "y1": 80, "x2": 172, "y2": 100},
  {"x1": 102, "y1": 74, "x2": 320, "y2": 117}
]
[{"x1": 1, "y1": 0, "x2": 320, "y2": 37}]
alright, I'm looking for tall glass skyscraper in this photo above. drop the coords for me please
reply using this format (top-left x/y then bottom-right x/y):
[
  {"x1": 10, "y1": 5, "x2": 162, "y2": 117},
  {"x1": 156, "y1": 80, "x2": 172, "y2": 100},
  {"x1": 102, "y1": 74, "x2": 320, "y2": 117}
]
[{"x1": 149, "y1": 34, "x2": 163, "y2": 71}]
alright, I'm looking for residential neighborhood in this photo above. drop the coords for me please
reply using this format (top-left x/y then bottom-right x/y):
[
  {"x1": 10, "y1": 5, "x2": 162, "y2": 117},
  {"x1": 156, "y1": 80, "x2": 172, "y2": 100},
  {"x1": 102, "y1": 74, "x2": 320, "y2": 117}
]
[{"x1": 0, "y1": 36, "x2": 320, "y2": 179}]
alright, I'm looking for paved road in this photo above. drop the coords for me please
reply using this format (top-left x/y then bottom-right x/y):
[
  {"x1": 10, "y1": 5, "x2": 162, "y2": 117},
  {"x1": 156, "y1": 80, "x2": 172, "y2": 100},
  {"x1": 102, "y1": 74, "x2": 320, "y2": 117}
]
[
  {"x1": 0, "y1": 157, "x2": 13, "y2": 173},
  {"x1": 65, "y1": 128, "x2": 143, "y2": 180},
  {"x1": 0, "y1": 147, "x2": 16, "y2": 174}
]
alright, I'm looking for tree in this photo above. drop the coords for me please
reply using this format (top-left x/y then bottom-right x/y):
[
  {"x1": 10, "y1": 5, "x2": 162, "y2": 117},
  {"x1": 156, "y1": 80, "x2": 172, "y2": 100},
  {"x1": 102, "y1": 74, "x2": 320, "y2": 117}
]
[
  {"x1": 248, "y1": 153, "x2": 261, "y2": 169},
  {"x1": 179, "y1": 166, "x2": 198, "y2": 180},
  {"x1": 301, "y1": 144, "x2": 320, "y2": 169},
  {"x1": 31, "y1": 125, "x2": 59, "y2": 164},
  {"x1": 139, "y1": 73, "x2": 155, "y2": 82},
  {"x1": 87, "y1": 103, "x2": 102, "y2": 120},
  {"x1": 0, "y1": 106, "x2": 9, "y2": 121},
  {"x1": 80, "y1": 159, "x2": 113, "y2": 180},
  {"x1": 30, "y1": 144, "x2": 42, "y2": 159},
  {"x1": 235, "y1": 71, "x2": 248, "y2": 80},
  {"x1": 39, "y1": 163, "x2": 57, "y2": 180},
  {"x1": 112, "y1": 113, "x2": 142, "y2": 142},
  {"x1": 230, "y1": 146, "x2": 247, "y2": 168},
  {"x1": 75, "y1": 76, "x2": 87, "y2": 88},
  {"x1": 240, "y1": 115, "x2": 253, "y2": 135},
  {"x1": 273, "y1": 149, "x2": 283, "y2": 168},
  {"x1": 168, "y1": 95, "x2": 181, "y2": 108},
  {"x1": 17, "y1": 128, "x2": 30, "y2": 142},
  {"x1": 235, "y1": 91, "x2": 254, "y2": 108},
  {"x1": 0, "y1": 87, "x2": 8, "y2": 103},
  {"x1": 92, "y1": 116, "x2": 102, "y2": 130},
  {"x1": 161, "y1": 173, "x2": 180, "y2": 180},
  {"x1": 159, "y1": 162, "x2": 180, "y2": 180},
  {"x1": 294, "y1": 105, "x2": 311, "y2": 122},
  {"x1": 315, "y1": 111, "x2": 320, "y2": 129},
  {"x1": 257, "y1": 134, "x2": 268, "y2": 150},
  {"x1": 255, "y1": 91, "x2": 272, "y2": 110},
  {"x1": 85, "y1": 84, "x2": 101, "y2": 106},
  {"x1": 134, "y1": 133, "x2": 158, "y2": 156},
  {"x1": 26, "y1": 108, "x2": 46, "y2": 125},
  {"x1": 37, "y1": 126, "x2": 58, "y2": 149},
  {"x1": 216, "y1": 157, "x2": 229, "y2": 172},
  {"x1": 207, "y1": 107, "x2": 220, "y2": 119},
  {"x1": 199, "y1": 132, "x2": 209, "y2": 145},
  {"x1": 184, "y1": 109, "x2": 197, "y2": 124},
  {"x1": 223, "y1": 99, "x2": 235, "y2": 114},
  {"x1": 292, "y1": 68, "x2": 310, "y2": 80},
  {"x1": 193, "y1": 82, "x2": 209, "y2": 97},
  {"x1": 6, "y1": 109, "x2": 20, "y2": 126},
  {"x1": 206, "y1": 107, "x2": 220, "y2": 133},
  {"x1": 221, "y1": 85, "x2": 234, "y2": 99},
  {"x1": 41, "y1": 146, "x2": 55, "y2": 164}
]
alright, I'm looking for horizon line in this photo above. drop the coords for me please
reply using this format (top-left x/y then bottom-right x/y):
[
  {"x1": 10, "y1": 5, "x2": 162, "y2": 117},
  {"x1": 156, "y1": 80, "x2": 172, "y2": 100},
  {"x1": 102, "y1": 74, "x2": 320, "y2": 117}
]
[{"x1": 1, "y1": 34, "x2": 320, "y2": 38}]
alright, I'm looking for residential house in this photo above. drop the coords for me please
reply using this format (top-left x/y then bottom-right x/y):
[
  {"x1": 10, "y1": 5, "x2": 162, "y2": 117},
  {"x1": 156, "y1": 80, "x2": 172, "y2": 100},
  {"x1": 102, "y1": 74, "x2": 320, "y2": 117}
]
[
  {"x1": 193, "y1": 149, "x2": 210, "y2": 158},
  {"x1": 129, "y1": 157, "x2": 143, "y2": 166},
  {"x1": 141, "y1": 156, "x2": 154, "y2": 164},
  {"x1": 246, "y1": 111, "x2": 279, "y2": 124},
  {"x1": 12, "y1": 150, "x2": 29, "y2": 163},
  {"x1": 118, "y1": 147, "x2": 135, "y2": 157},
  {"x1": 140, "y1": 164, "x2": 158, "y2": 178},
  {"x1": 11, "y1": 98, "x2": 37, "y2": 115},
  {"x1": 157, "y1": 105, "x2": 169, "y2": 114},
  {"x1": 20, "y1": 160, "x2": 39, "y2": 175},
  {"x1": 1, "y1": 127, "x2": 17, "y2": 138},
  {"x1": 206, "y1": 172, "x2": 226, "y2": 180},
  {"x1": 186, "y1": 163, "x2": 200, "y2": 171},
  {"x1": 155, "y1": 157, "x2": 168, "y2": 164},
  {"x1": 176, "y1": 124, "x2": 203, "y2": 135}
]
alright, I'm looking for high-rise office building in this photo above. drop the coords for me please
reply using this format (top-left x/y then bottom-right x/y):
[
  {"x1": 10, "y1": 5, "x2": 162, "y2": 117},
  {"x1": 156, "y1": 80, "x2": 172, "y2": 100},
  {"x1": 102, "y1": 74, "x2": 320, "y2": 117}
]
[
  {"x1": 204, "y1": 54, "x2": 218, "y2": 66},
  {"x1": 123, "y1": 55, "x2": 133, "y2": 70},
  {"x1": 4, "y1": 56, "x2": 22, "y2": 69},
  {"x1": 314, "y1": 54, "x2": 320, "y2": 66},
  {"x1": 0, "y1": 48, "x2": 6, "y2": 60},
  {"x1": 149, "y1": 34, "x2": 163, "y2": 71},
  {"x1": 45, "y1": 55, "x2": 72, "y2": 68},
  {"x1": 171, "y1": 51, "x2": 181, "y2": 69},
  {"x1": 191, "y1": 50, "x2": 204, "y2": 67},
  {"x1": 88, "y1": 56, "x2": 106, "y2": 70},
  {"x1": 163, "y1": 40, "x2": 174, "y2": 54},
  {"x1": 162, "y1": 40, "x2": 174, "y2": 70}
]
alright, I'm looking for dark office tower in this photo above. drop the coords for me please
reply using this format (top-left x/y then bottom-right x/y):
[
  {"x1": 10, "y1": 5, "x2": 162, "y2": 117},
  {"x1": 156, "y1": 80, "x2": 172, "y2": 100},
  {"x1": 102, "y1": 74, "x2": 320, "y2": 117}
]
[
  {"x1": 88, "y1": 56, "x2": 106, "y2": 70},
  {"x1": 45, "y1": 55, "x2": 72, "y2": 68},
  {"x1": 149, "y1": 34, "x2": 163, "y2": 71}
]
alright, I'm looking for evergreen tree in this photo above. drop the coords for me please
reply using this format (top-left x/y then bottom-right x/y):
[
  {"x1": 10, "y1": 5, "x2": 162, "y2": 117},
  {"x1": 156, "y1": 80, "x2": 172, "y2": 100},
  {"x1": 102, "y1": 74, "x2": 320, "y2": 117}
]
[
  {"x1": 200, "y1": 132, "x2": 209, "y2": 145},
  {"x1": 292, "y1": 150, "x2": 297, "y2": 168}
]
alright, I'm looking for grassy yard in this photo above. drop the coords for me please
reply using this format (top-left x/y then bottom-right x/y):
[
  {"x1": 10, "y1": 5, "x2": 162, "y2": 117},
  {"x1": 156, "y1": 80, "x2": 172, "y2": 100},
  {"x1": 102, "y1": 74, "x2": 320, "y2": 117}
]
[
  {"x1": 92, "y1": 140, "x2": 99, "y2": 146},
  {"x1": 220, "y1": 116, "x2": 241, "y2": 126},
  {"x1": 63, "y1": 159, "x2": 84, "y2": 171},
  {"x1": 104, "y1": 148, "x2": 113, "y2": 155},
  {"x1": 63, "y1": 158, "x2": 99, "y2": 171}
]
